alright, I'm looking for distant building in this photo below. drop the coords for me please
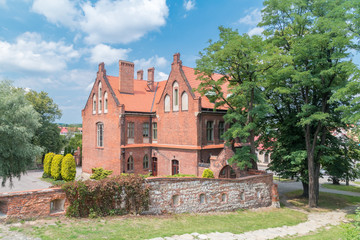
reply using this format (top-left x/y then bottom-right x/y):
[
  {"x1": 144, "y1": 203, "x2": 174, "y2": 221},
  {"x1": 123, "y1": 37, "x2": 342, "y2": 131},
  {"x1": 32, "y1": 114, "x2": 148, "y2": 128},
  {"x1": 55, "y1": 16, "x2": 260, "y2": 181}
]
[{"x1": 82, "y1": 53, "x2": 260, "y2": 178}]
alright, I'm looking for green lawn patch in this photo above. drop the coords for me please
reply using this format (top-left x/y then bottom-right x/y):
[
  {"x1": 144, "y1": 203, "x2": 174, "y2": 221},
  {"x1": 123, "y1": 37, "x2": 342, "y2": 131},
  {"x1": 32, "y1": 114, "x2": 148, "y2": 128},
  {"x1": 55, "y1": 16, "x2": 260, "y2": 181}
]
[
  {"x1": 273, "y1": 176, "x2": 294, "y2": 182},
  {"x1": 18, "y1": 208, "x2": 306, "y2": 240},
  {"x1": 285, "y1": 190, "x2": 360, "y2": 211},
  {"x1": 40, "y1": 177, "x2": 65, "y2": 187},
  {"x1": 321, "y1": 183, "x2": 360, "y2": 193},
  {"x1": 277, "y1": 224, "x2": 349, "y2": 240}
]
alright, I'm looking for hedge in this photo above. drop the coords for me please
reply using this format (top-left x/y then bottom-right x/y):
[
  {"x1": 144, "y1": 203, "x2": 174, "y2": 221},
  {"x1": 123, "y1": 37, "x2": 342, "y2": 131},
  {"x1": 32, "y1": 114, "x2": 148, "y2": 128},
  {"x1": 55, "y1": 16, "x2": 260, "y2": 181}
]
[
  {"x1": 202, "y1": 168, "x2": 215, "y2": 178},
  {"x1": 51, "y1": 154, "x2": 63, "y2": 180},
  {"x1": 43, "y1": 152, "x2": 55, "y2": 176},
  {"x1": 61, "y1": 154, "x2": 76, "y2": 182},
  {"x1": 90, "y1": 167, "x2": 113, "y2": 180}
]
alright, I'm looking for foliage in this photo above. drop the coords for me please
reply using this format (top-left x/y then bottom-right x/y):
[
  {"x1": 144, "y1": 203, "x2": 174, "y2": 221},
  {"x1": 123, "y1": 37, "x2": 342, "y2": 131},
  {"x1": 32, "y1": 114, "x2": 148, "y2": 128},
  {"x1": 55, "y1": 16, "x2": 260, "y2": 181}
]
[
  {"x1": 90, "y1": 167, "x2": 113, "y2": 180},
  {"x1": 321, "y1": 183, "x2": 360, "y2": 194},
  {"x1": 202, "y1": 169, "x2": 215, "y2": 178},
  {"x1": 343, "y1": 207, "x2": 360, "y2": 240},
  {"x1": 196, "y1": 28, "x2": 279, "y2": 170},
  {"x1": 51, "y1": 154, "x2": 63, "y2": 180},
  {"x1": 0, "y1": 80, "x2": 42, "y2": 186},
  {"x1": 62, "y1": 174, "x2": 150, "y2": 217},
  {"x1": 43, "y1": 152, "x2": 55, "y2": 176},
  {"x1": 61, "y1": 154, "x2": 76, "y2": 182}
]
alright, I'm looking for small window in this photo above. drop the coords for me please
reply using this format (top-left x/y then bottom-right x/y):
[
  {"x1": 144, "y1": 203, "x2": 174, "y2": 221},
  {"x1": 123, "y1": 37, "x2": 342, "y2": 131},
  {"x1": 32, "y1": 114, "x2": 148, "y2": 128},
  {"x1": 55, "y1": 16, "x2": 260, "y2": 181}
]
[
  {"x1": 164, "y1": 94, "x2": 170, "y2": 112},
  {"x1": 265, "y1": 153, "x2": 269, "y2": 163},
  {"x1": 97, "y1": 122, "x2": 104, "y2": 147},
  {"x1": 173, "y1": 81, "x2": 179, "y2": 111},
  {"x1": 218, "y1": 122, "x2": 225, "y2": 141},
  {"x1": 128, "y1": 122, "x2": 134, "y2": 138},
  {"x1": 206, "y1": 121, "x2": 214, "y2": 142},
  {"x1": 199, "y1": 194, "x2": 206, "y2": 204},
  {"x1": 143, "y1": 155, "x2": 149, "y2": 169},
  {"x1": 127, "y1": 156, "x2": 134, "y2": 171},
  {"x1": 98, "y1": 82, "x2": 102, "y2": 114},
  {"x1": 172, "y1": 160, "x2": 179, "y2": 175},
  {"x1": 181, "y1": 91, "x2": 188, "y2": 111},
  {"x1": 104, "y1": 92, "x2": 108, "y2": 113},
  {"x1": 99, "y1": 99, "x2": 102, "y2": 113},
  {"x1": 92, "y1": 95, "x2": 96, "y2": 114},
  {"x1": 152, "y1": 122, "x2": 157, "y2": 140},
  {"x1": 143, "y1": 123, "x2": 149, "y2": 137}
]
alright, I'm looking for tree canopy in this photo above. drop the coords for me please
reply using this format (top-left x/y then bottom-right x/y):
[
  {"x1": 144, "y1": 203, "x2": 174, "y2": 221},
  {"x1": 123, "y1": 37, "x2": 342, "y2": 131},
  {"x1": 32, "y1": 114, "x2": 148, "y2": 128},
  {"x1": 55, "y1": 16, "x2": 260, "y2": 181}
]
[{"x1": 0, "y1": 81, "x2": 42, "y2": 186}]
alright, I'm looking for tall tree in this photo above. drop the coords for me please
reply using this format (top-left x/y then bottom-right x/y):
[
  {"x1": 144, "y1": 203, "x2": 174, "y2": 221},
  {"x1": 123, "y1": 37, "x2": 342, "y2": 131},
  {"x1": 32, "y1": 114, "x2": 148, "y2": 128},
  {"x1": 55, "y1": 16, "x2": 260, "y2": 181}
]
[
  {"x1": 196, "y1": 27, "x2": 280, "y2": 169},
  {"x1": 0, "y1": 81, "x2": 42, "y2": 186},
  {"x1": 25, "y1": 90, "x2": 63, "y2": 156},
  {"x1": 260, "y1": 0, "x2": 360, "y2": 207}
]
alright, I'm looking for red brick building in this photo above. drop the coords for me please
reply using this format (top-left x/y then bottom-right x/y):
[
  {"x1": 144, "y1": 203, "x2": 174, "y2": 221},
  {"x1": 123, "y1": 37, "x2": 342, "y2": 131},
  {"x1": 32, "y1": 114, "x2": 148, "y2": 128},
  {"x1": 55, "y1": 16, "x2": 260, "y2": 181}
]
[{"x1": 82, "y1": 53, "x2": 245, "y2": 178}]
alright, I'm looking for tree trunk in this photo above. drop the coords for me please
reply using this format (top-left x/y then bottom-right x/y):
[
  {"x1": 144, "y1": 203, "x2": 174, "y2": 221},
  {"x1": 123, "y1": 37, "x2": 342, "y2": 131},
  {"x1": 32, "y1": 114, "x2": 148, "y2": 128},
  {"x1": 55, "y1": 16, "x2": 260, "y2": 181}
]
[{"x1": 302, "y1": 181, "x2": 309, "y2": 198}]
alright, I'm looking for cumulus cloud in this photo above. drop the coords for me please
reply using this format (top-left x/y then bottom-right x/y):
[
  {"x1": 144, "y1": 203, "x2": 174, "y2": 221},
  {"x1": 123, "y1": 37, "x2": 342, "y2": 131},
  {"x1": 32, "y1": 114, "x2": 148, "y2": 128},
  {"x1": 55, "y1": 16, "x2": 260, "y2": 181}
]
[
  {"x1": 0, "y1": 0, "x2": 7, "y2": 8},
  {"x1": 0, "y1": 32, "x2": 79, "y2": 73},
  {"x1": 89, "y1": 44, "x2": 131, "y2": 65},
  {"x1": 32, "y1": 0, "x2": 80, "y2": 28},
  {"x1": 238, "y1": 8, "x2": 262, "y2": 26},
  {"x1": 134, "y1": 55, "x2": 168, "y2": 70},
  {"x1": 183, "y1": 0, "x2": 195, "y2": 11},
  {"x1": 248, "y1": 27, "x2": 264, "y2": 36},
  {"x1": 156, "y1": 71, "x2": 168, "y2": 81}
]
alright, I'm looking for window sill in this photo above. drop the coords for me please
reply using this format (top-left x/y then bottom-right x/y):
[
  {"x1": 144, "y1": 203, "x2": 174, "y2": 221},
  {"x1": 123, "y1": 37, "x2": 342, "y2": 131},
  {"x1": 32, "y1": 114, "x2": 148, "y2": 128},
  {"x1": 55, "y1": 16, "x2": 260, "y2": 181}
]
[{"x1": 96, "y1": 147, "x2": 104, "y2": 150}]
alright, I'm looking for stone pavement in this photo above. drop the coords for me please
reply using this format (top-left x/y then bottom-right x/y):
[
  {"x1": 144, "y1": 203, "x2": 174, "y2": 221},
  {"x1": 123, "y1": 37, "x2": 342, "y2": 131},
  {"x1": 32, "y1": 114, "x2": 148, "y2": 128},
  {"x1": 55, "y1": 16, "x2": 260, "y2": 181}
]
[{"x1": 148, "y1": 210, "x2": 348, "y2": 240}]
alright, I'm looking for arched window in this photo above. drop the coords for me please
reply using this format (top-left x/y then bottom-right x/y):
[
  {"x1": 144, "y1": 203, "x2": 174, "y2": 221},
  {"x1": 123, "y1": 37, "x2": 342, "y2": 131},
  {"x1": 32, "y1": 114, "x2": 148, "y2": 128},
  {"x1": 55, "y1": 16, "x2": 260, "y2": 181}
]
[
  {"x1": 171, "y1": 160, "x2": 179, "y2": 175},
  {"x1": 127, "y1": 156, "x2": 134, "y2": 171},
  {"x1": 104, "y1": 92, "x2": 108, "y2": 113},
  {"x1": 164, "y1": 94, "x2": 170, "y2": 112},
  {"x1": 143, "y1": 154, "x2": 149, "y2": 169},
  {"x1": 92, "y1": 94, "x2": 96, "y2": 114},
  {"x1": 181, "y1": 91, "x2": 188, "y2": 111},
  {"x1": 173, "y1": 81, "x2": 179, "y2": 111},
  {"x1": 98, "y1": 82, "x2": 102, "y2": 113},
  {"x1": 97, "y1": 122, "x2": 104, "y2": 147}
]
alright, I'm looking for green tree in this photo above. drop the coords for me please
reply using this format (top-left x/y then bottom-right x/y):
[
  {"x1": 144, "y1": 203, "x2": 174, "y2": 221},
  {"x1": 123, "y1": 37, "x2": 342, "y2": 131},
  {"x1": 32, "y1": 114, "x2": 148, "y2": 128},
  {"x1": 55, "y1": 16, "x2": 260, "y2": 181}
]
[
  {"x1": 0, "y1": 81, "x2": 42, "y2": 186},
  {"x1": 196, "y1": 28, "x2": 279, "y2": 169},
  {"x1": 260, "y1": 0, "x2": 360, "y2": 207},
  {"x1": 25, "y1": 90, "x2": 63, "y2": 156}
]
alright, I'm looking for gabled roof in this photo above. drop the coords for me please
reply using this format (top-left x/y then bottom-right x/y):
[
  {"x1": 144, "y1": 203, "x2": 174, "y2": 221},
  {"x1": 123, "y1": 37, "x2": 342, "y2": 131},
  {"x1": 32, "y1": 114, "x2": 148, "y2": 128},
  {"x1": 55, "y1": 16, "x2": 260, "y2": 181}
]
[
  {"x1": 182, "y1": 66, "x2": 228, "y2": 110},
  {"x1": 107, "y1": 76, "x2": 166, "y2": 112}
]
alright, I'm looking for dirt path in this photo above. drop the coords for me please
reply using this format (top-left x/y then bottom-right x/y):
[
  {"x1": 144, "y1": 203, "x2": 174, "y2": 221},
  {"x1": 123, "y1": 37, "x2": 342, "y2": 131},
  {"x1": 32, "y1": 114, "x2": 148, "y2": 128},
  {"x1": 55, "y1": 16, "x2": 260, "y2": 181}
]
[{"x1": 148, "y1": 209, "x2": 350, "y2": 240}]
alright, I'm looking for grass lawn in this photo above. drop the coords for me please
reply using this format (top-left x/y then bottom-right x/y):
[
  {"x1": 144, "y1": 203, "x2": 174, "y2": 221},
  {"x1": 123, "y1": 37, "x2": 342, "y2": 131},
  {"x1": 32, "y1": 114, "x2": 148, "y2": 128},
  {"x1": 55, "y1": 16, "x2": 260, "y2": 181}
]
[
  {"x1": 273, "y1": 176, "x2": 294, "y2": 182},
  {"x1": 321, "y1": 183, "x2": 360, "y2": 193},
  {"x1": 12, "y1": 208, "x2": 306, "y2": 240},
  {"x1": 40, "y1": 177, "x2": 65, "y2": 187},
  {"x1": 285, "y1": 190, "x2": 360, "y2": 211}
]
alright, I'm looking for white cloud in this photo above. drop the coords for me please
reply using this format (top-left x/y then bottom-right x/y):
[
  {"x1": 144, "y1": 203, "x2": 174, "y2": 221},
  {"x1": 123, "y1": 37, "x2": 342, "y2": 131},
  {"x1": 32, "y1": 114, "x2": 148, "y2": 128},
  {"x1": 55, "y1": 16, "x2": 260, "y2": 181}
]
[
  {"x1": 89, "y1": 44, "x2": 131, "y2": 65},
  {"x1": 248, "y1": 27, "x2": 264, "y2": 36},
  {"x1": 0, "y1": 0, "x2": 7, "y2": 8},
  {"x1": 0, "y1": 32, "x2": 80, "y2": 73},
  {"x1": 183, "y1": 0, "x2": 195, "y2": 11},
  {"x1": 156, "y1": 71, "x2": 168, "y2": 81},
  {"x1": 238, "y1": 8, "x2": 261, "y2": 26},
  {"x1": 32, "y1": 0, "x2": 80, "y2": 28},
  {"x1": 134, "y1": 55, "x2": 168, "y2": 70},
  {"x1": 80, "y1": 0, "x2": 168, "y2": 44}
]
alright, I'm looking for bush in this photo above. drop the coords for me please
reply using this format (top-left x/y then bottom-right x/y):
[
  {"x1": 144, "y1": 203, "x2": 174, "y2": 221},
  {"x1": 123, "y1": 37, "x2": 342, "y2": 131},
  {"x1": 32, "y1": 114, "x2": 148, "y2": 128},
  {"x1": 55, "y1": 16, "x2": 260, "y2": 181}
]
[
  {"x1": 51, "y1": 154, "x2": 63, "y2": 180},
  {"x1": 43, "y1": 152, "x2": 55, "y2": 176},
  {"x1": 202, "y1": 168, "x2": 215, "y2": 178},
  {"x1": 62, "y1": 174, "x2": 150, "y2": 217},
  {"x1": 90, "y1": 167, "x2": 113, "y2": 180},
  {"x1": 61, "y1": 154, "x2": 76, "y2": 182}
]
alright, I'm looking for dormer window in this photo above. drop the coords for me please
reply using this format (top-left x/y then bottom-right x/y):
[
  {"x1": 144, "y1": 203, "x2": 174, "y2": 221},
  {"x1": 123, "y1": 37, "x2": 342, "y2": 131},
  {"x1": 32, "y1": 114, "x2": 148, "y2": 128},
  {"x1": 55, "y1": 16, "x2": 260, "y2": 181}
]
[
  {"x1": 104, "y1": 92, "x2": 108, "y2": 113},
  {"x1": 173, "y1": 81, "x2": 179, "y2": 111},
  {"x1": 98, "y1": 82, "x2": 102, "y2": 114},
  {"x1": 92, "y1": 94, "x2": 96, "y2": 114}
]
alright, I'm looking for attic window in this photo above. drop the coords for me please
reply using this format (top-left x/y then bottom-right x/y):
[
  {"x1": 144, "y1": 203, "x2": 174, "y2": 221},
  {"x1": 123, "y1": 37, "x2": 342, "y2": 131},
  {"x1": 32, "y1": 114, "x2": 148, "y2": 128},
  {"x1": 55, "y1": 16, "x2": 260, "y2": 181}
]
[
  {"x1": 181, "y1": 91, "x2": 188, "y2": 111},
  {"x1": 104, "y1": 92, "x2": 108, "y2": 113},
  {"x1": 98, "y1": 82, "x2": 102, "y2": 114},
  {"x1": 92, "y1": 94, "x2": 96, "y2": 114},
  {"x1": 173, "y1": 81, "x2": 179, "y2": 111},
  {"x1": 164, "y1": 94, "x2": 170, "y2": 112}
]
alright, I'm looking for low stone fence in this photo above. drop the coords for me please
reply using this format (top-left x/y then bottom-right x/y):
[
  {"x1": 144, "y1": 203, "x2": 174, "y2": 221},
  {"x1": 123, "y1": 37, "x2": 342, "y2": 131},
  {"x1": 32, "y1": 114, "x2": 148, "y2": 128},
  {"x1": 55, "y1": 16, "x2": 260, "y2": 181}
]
[{"x1": 0, "y1": 173, "x2": 278, "y2": 220}]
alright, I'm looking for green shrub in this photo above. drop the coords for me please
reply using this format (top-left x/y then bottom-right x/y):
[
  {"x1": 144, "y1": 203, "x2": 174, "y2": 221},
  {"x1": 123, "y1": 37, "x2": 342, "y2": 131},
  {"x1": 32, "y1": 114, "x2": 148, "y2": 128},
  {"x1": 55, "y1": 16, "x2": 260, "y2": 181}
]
[
  {"x1": 43, "y1": 152, "x2": 55, "y2": 176},
  {"x1": 61, "y1": 154, "x2": 76, "y2": 182},
  {"x1": 51, "y1": 154, "x2": 63, "y2": 180},
  {"x1": 62, "y1": 174, "x2": 150, "y2": 217},
  {"x1": 202, "y1": 168, "x2": 215, "y2": 178},
  {"x1": 90, "y1": 167, "x2": 113, "y2": 180}
]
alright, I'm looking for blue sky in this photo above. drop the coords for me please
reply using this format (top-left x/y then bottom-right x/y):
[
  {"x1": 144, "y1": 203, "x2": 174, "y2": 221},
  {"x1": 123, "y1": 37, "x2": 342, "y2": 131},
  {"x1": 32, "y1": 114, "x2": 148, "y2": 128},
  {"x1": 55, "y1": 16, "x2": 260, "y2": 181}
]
[{"x1": 0, "y1": 0, "x2": 358, "y2": 123}]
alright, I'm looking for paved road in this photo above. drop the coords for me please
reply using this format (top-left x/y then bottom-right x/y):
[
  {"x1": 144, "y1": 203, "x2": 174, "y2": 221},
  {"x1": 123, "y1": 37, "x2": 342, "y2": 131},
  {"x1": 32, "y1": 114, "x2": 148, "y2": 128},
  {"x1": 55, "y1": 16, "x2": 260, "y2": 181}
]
[{"x1": 0, "y1": 167, "x2": 82, "y2": 193}]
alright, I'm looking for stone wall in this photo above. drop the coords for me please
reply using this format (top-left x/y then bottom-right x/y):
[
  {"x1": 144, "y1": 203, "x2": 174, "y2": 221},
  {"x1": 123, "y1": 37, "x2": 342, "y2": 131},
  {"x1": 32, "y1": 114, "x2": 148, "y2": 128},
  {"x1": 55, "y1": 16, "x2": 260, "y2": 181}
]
[
  {"x1": 145, "y1": 173, "x2": 275, "y2": 214},
  {"x1": 0, "y1": 173, "x2": 278, "y2": 219},
  {"x1": 0, "y1": 188, "x2": 68, "y2": 220}
]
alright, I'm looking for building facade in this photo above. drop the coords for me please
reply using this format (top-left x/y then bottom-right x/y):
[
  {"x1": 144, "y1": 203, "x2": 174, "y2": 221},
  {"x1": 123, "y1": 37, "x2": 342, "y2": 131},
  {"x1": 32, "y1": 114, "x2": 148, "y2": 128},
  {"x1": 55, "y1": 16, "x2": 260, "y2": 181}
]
[{"x1": 82, "y1": 53, "x2": 253, "y2": 178}]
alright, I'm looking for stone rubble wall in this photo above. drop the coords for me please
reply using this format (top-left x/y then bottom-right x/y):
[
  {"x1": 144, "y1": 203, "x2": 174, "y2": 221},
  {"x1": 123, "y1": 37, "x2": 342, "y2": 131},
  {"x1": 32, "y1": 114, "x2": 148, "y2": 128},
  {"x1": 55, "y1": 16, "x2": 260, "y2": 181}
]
[{"x1": 0, "y1": 173, "x2": 278, "y2": 219}]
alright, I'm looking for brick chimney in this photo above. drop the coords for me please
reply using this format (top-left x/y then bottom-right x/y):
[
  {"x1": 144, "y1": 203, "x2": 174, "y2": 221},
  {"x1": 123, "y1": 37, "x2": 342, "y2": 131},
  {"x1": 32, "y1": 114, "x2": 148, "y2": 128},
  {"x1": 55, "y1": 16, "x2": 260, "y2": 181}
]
[
  {"x1": 147, "y1": 67, "x2": 155, "y2": 92},
  {"x1": 119, "y1": 60, "x2": 134, "y2": 94},
  {"x1": 137, "y1": 70, "x2": 143, "y2": 80}
]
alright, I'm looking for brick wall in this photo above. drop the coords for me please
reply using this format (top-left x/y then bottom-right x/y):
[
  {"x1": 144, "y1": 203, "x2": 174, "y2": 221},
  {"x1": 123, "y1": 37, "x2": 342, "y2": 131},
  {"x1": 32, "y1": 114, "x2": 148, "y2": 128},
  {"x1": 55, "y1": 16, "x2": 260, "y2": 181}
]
[{"x1": 0, "y1": 173, "x2": 278, "y2": 219}]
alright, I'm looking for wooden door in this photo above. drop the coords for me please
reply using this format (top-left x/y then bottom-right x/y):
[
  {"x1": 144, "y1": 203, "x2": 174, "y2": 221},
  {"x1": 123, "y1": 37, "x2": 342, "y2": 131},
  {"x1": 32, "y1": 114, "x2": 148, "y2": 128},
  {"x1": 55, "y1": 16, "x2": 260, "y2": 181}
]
[{"x1": 152, "y1": 157, "x2": 158, "y2": 176}]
